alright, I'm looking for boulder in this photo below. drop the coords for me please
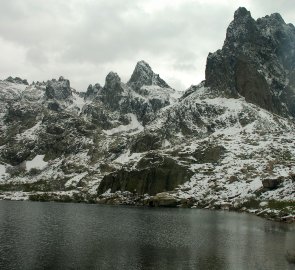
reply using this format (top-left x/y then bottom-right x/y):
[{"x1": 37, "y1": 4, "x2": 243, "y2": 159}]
[
  {"x1": 97, "y1": 156, "x2": 193, "y2": 195},
  {"x1": 262, "y1": 176, "x2": 284, "y2": 189},
  {"x1": 148, "y1": 192, "x2": 179, "y2": 207},
  {"x1": 193, "y1": 145, "x2": 226, "y2": 164}
]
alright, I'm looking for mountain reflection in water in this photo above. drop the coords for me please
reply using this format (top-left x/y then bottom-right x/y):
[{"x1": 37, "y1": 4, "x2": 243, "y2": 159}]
[{"x1": 0, "y1": 201, "x2": 294, "y2": 270}]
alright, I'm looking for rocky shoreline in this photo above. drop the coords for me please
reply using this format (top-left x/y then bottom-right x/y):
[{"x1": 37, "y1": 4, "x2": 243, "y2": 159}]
[{"x1": 1, "y1": 191, "x2": 294, "y2": 223}]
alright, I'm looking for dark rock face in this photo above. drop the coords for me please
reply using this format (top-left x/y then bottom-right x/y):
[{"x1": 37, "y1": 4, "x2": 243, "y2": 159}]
[
  {"x1": 100, "y1": 72, "x2": 124, "y2": 110},
  {"x1": 1, "y1": 147, "x2": 32, "y2": 166},
  {"x1": 128, "y1": 60, "x2": 170, "y2": 91},
  {"x1": 97, "y1": 156, "x2": 193, "y2": 195},
  {"x1": 4, "y1": 106, "x2": 37, "y2": 125},
  {"x1": 37, "y1": 113, "x2": 92, "y2": 160},
  {"x1": 82, "y1": 105, "x2": 112, "y2": 129},
  {"x1": 47, "y1": 101, "x2": 61, "y2": 111},
  {"x1": 205, "y1": 7, "x2": 295, "y2": 116},
  {"x1": 193, "y1": 145, "x2": 226, "y2": 164},
  {"x1": 262, "y1": 177, "x2": 284, "y2": 189},
  {"x1": 45, "y1": 76, "x2": 72, "y2": 100},
  {"x1": 85, "y1": 83, "x2": 102, "y2": 100},
  {"x1": 104, "y1": 72, "x2": 121, "y2": 90},
  {"x1": 130, "y1": 133, "x2": 162, "y2": 153}
]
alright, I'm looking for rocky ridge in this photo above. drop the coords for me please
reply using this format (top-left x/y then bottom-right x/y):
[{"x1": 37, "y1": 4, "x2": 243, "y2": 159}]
[
  {"x1": 205, "y1": 7, "x2": 295, "y2": 117},
  {"x1": 0, "y1": 8, "x2": 294, "y2": 222}
]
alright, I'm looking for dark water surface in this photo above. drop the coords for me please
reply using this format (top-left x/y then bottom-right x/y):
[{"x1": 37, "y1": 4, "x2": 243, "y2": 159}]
[{"x1": 0, "y1": 201, "x2": 294, "y2": 270}]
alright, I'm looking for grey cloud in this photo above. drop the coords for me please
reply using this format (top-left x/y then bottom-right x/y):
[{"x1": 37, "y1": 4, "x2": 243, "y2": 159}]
[
  {"x1": 61, "y1": 1, "x2": 232, "y2": 64},
  {"x1": 249, "y1": 0, "x2": 295, "y2": 23},
  {"x1": 0, "y1": 0, "x2": 294, "y2": 91},
  {"x1": 26, "y1": 47, "x2": 49, "y2": 65}
]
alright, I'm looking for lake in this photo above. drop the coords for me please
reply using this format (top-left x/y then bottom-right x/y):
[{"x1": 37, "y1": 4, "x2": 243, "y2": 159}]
[{"x1": 0, "y1": 200, "x2": 294, "y2": 270}]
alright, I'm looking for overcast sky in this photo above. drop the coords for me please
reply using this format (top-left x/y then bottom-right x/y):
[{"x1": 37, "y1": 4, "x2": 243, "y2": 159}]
[{"x1": 0, "y1": 0, "x2": 294, "y2": 91}]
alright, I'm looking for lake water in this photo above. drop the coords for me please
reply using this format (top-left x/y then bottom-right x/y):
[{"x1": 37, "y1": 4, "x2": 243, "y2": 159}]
[{"x1": 0, "y1": 201, "x2": 294, "y2": 270}]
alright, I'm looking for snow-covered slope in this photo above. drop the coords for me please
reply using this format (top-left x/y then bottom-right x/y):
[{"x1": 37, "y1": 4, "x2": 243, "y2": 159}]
[{"x1": 0, "y1": 8, "x2": 294, "y2": 222}]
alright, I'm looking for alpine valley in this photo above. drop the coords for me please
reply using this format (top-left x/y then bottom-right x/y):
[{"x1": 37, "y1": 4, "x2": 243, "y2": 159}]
[{"x1": 0, "y1": 7, "x2": 294, "y2": 222}]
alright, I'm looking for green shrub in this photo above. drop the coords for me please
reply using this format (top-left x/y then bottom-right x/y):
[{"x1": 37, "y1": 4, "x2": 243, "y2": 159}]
[{"x1": 268, "y1": 200, "x2": 295, "y2": 210}]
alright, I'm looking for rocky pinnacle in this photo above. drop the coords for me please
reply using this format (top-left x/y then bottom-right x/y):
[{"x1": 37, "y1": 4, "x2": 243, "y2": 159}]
[{"x1": 128, "y1": 60, "x2": 170, "y2": 91}]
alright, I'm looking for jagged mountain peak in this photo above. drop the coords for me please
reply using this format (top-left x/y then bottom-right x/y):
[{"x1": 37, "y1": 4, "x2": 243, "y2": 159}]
[
  {"x1": 268, "y1": 12, "x2": 285, "y2": 23},
  {"x1": 225, "y1": 7, "x2": 257, "y2": 45},
  {"x1": 47, "y1": 76, "x2": 70, "y2": 85},
  {"x1": 5, "y1": 76, "x2": 29, "y2": 85},
  {"x1": 128, "y1": 60, "x2": 170, "y2": 90},
  {"x1": 136, "y1": 60, "x2": 152, "y2": 71},
  {"x1": 104, "y1": 71, "x2": 121, "y2": 89},
  {"x1": 85, "y1": 83, "x2": 102, "y2": 100},
  {"x1": 234, "y1": 7, "x2": 251, "y2": 20},
  {"x1": 58, "y1": 76, "x2": 67, "y2": 82},
  {"x1": 205, "y1": 8, "x2": 295, "y2": 117},
  {"x1": 45, "y1": 76, "x2": 72, "y2": 100},
  {"x1": 98, "y1": 71, "x2": 125, "y2": 110}
]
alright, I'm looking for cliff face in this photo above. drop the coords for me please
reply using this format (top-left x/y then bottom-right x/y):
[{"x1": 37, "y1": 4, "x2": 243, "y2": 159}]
[
  {"x1": 205, "y1": 7, "x2": 295, "y2": 117},
  {"x1": 98, "y1": 155, "x2": 193, "y2": 196}
]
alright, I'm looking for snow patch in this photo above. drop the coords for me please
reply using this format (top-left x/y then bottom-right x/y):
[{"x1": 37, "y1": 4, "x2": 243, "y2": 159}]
[
  {"x1": 26, "y1": 155, "x2": 48, "y2": 171},
  {"x1": 70, "y1": 92, "x2": 86, "y2": 112},
  {"x1": 65, "y1": 172, "x2": 88, "y2": 188},
  {"x1": 16, "y1": 121, "x2": 42, "y2": 141},
  {"x1": 0, "y1": 164, "x2": 8, "y2": 181},
  {"x1": 162, "y1": 139, "x2": 171, "y2": 147},
  {"x1": 103, "y1": 113, "x2": 144, "y2": 135},
  {"x1": 114, "y1": 150, "x2": 142, "y2": 164}
]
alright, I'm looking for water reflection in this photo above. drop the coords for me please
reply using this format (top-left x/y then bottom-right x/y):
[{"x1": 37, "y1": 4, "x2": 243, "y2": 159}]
[{"x1": 0, "y1": 201, "x2": 294, "y2": 270}]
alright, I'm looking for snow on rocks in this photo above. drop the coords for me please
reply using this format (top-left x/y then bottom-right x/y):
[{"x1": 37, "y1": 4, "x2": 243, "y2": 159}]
[
  {"x1": 113, "y1": 150, "x2": 142, "y2": 164},
  {"x1": 0, "y1": 164, "x2": 8, "y2": 182},
  {"x1": 0, "y1": 80, "x2": 28, "y2": 100},
  {"x1": 0, "y1": 56, "x2": 294, "y2": 222},
  {"x1": 103, "y1": 113, "x2": 144, "y2": 135},
  {"x1": 68, "y1": 91, "x2": 87, "y2": 113},
  {"x1": 16, "y1": 121, "x2": 42, "y2": 141},
  {"x1": 26, "y1": 155, "x2": 48, "y2": 171},
  {"x1": 65, "y1": 172, "x2": 88, "y2": 188}
]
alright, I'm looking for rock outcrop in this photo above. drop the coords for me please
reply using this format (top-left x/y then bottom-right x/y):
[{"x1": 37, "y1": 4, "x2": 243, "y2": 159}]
[
  {"x1": 5, "y1": 76, "x2": 28, "y2": 85},
  {"x1": 98, "y1": 155, "x2": 193, "y2": 195},
  {"x1": 128, "y1": 60, "x2": 170, "y2": 91},
  {"x1": 85, "y1": 83, "x2": 102, "y2": 100},
  {"x1": 45, "y1": 76, "x2": 72, "y2": 100},
  {"x1": 205, "y1": 7, "x2": 295, "y2": 117}
]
